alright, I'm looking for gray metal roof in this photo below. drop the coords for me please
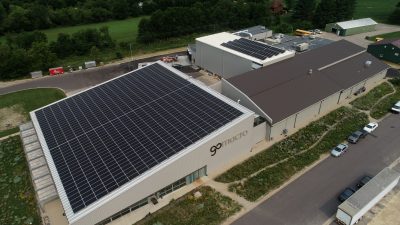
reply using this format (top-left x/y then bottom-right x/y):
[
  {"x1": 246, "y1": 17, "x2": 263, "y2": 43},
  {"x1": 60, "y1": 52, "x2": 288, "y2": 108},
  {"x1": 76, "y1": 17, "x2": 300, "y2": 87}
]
[
  {"x1": 235, "y1": 25, "x2": 270, "y2": 35},
  {"x1": 339, "y1": 167, "x2": 400, "y2": 216},
  {"x1": 336, "y1": 18, "x2": 377, "y2": 29},
  {"x1": 227, "y1": 40, "x2": 389, "y2": 124}
]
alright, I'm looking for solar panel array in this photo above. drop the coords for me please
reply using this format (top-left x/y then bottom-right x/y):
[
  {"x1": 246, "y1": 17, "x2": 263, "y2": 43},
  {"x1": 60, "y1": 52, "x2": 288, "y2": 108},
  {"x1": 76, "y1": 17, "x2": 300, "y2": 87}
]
[
  {"x1": 221, "y1": 38, "x2": 286, "y2": 60},
  {"x1": 34, "y1": 63, "x2": 243, "y2": 213}
]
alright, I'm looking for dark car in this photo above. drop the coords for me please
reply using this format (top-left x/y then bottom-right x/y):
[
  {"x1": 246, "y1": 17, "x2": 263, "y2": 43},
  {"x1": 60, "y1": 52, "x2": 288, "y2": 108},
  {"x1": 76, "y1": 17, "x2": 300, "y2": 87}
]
[
  {"x1": 172, "y1": 64, "x2": 184, "y2": 69},
  {"x1": 338, "y1": 188, "x2": 356, "y2": 202},
  {"x1": 347, "y1": 130, "x2": 368, "y2": 144},
  {"x1": 356, "y1": 176, "x2": 372, "y2": 189}
]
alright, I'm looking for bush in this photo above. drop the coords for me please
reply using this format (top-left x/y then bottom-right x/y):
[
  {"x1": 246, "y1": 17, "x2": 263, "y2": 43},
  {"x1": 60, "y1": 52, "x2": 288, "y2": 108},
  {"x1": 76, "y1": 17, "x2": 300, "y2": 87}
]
[
  {"x1": 230, "y1": 112, "x2": 368, "y2": 201},
  {"x1": 350, "y1": 82, "x2": 393, "y2": 110},
  {"x1": 215, "y1": 107, "x2": 354, "y2": 183}
]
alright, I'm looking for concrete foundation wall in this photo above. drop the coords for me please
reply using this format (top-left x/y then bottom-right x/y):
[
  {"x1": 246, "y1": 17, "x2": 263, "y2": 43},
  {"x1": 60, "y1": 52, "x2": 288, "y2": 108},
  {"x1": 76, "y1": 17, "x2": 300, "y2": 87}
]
[{"x1": 70, "y1": 115, "x2": 254, "y2": 225}]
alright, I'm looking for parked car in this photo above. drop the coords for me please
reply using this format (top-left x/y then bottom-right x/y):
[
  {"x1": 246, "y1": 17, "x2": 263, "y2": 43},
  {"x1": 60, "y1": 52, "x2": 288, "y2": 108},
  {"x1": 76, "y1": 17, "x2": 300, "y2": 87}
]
[
  {"x1": 391, "y1": 101, "x2": 400, "y2": 113},
  {"x1": 347, "y1": 130, "x2": 368, "y2": 144},
  {"x1": 338, "y1": 187, "x2": 356, "y2": 202},
  {"x1": 356, "y1": 175, "x2": 372, "y2": 189},
  {"x1": 363, "y1": 122, "x2": 378, "y2": 133},
  {"x1": 314, "y1": 29, "x2": 323, "y2": 34},
  {"x1": 331, "y1": 143, "x2": 349, "y2": 157}
]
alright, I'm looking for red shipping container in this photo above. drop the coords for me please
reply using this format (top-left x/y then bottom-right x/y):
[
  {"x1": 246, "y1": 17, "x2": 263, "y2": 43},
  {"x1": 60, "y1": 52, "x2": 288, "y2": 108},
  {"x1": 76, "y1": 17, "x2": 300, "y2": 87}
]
[{"x1": 49, "y1": 67, "x2": 64, "y2": 76}]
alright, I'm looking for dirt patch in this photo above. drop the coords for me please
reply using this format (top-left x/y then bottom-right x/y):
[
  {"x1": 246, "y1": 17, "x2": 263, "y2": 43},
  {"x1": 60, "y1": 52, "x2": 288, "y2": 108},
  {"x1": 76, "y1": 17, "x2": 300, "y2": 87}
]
[{"x1": 0, "y1": 105, "x2": 26, "y2": 131}]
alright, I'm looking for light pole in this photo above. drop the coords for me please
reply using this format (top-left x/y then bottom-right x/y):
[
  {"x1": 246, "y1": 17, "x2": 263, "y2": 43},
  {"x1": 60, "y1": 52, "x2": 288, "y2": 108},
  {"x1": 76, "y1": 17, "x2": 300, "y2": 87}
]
[{"x1": 129, "y1": 43, "x2": 134, "y2": 70}]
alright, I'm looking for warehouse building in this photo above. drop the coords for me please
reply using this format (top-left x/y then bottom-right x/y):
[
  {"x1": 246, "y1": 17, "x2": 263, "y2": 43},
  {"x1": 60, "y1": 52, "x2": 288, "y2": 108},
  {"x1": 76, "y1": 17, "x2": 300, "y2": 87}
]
[
  {"x1": 30, "y1": 62, "x2": 258, "y2": 225},
  {"x1": 325, "y1": 18, "x2": 377, "y2": 36},
  {"x1": 233, "y1": 25, "x2": 273, "y2": 41},
  {"x1": 367, "y1": 38, "x2": 400, "y2": 64},
  {"x1": 222, "y1": 40, "x2": 388, "y2": 140},
  {"x1": 195, "y1": 32, "x2": 295, "y2": 78}
]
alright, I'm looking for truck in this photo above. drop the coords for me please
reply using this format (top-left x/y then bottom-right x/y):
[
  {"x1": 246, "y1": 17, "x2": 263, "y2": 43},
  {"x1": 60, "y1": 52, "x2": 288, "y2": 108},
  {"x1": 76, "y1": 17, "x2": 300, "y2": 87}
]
[{"x1": 335, "y1": 167, "x2": 400, "y2": 225}]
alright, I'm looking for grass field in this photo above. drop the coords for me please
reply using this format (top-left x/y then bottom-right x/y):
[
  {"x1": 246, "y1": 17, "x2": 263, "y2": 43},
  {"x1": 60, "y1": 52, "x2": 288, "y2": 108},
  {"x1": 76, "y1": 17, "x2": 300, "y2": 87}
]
[
  {"x1": 0, "y1": 136, "x2": 41, "y2": 225},
  {"x1": 0, "y1": 17, "x2": 144, "y2": 44},
  {"x1": 354, "y1": 0, "x2": 398, "y2": 23},
  {"x1": 0, "y1": 88, "x2": 66, "y2": 138}
]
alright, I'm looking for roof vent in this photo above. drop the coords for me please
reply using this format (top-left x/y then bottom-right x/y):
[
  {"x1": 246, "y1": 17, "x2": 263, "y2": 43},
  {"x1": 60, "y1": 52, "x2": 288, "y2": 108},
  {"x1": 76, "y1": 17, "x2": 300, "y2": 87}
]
[
  {"x1": 308, "y1": 69, "x2": 313, "y2": 75},
  {"x1": 365, "y1": 60, "x2": 372, "y2": 68}
]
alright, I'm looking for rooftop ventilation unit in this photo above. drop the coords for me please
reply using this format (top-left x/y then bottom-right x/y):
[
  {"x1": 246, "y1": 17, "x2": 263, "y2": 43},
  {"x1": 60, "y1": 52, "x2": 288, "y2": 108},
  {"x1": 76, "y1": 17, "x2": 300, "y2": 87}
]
[{"x1": 365, "y1": 60, "x2": 372, "y2": 68}]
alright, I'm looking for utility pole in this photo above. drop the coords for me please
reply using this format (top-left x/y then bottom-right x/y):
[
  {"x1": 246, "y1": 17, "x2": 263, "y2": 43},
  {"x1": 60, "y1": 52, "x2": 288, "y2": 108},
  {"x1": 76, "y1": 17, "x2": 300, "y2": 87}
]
[{"x1": 130, "y1": 43, "x2": 134, "y2": 70}]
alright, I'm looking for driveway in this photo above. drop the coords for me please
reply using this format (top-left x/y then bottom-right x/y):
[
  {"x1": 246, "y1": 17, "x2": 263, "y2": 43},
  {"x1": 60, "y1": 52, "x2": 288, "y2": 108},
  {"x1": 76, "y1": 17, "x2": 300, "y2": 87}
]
[
  {"x1": 0, "y1": 51, "x2": 186, "y2": 95},
  {"x1": 232, "y1": 114, "x2": 400, "y2": 225},
  {"x1": 321, "y1": 23, "x2": 400, "y2": 48}
]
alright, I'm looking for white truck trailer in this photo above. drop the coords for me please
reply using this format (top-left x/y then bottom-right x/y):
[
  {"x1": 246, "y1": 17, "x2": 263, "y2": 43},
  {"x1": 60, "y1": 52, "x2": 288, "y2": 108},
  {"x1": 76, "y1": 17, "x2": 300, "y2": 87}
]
[{"x1": 335, "y1": 167, "x2": 400, "y2": 225}]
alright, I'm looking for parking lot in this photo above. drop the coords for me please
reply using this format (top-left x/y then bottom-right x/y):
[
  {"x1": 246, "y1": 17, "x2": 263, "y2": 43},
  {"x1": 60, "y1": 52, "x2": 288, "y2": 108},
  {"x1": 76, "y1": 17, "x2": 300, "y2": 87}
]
[{"x1": 232, "y1": 113, "x2": 400, "y2": 225}]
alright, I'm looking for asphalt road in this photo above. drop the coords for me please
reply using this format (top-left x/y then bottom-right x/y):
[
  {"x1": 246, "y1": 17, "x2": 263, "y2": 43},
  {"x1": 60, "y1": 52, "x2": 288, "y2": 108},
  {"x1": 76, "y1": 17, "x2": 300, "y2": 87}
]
[
  {"x1": 232, "y1": 114, "x2": 400, "y2": 225},
  {"x1": 0, "y1": 51, "x2": 187, "y2": 95}
]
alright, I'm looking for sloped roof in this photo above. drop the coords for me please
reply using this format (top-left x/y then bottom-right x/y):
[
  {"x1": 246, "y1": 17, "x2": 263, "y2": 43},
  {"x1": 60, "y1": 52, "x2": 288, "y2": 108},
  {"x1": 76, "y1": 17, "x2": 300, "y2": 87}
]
[
  {"x1": 227, "y1": 40, "x2": 389, "y2": 124},
  {"x1": 370, "y1": 38, "x2": 400, "y2": 48},
  {"x1": 336, "y1": 18, "x2": 377, "y2": 29}
]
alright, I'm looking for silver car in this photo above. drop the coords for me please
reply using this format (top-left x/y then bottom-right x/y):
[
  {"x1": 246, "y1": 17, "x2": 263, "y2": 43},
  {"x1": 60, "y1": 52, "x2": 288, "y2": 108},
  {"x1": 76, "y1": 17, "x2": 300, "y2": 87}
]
[{"x1": 331, "y1": 143, "x2": 349, "y2": 157}]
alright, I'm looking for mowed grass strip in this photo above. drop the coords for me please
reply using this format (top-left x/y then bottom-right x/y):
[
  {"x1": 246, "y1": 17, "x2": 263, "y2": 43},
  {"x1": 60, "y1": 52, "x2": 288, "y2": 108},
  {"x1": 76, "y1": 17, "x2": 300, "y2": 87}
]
[
  {"x1": 354, "y1": 0, "x2": 399, "y2": 23},
  {"x1": 0, "y1": 137, "x2": 41, "y2": 225},
  {"x1": 0, "y1": 88, "x2": 66, "y2": 138},
  {"x1": 215, "y1": 107, "x2": 354, "y2": 183},
  {"x1": 229, "y1": 112, "x2": 369, "y2": 201},
  {"x1": 136, "y1": 186, "x2": 242, "y2": 225},
  {"x1": 368, "y1": 31, "x2": 400, "y2": 41},
  {"x1": 350, "y1": 82, "x2": 393, "y2": 111}
]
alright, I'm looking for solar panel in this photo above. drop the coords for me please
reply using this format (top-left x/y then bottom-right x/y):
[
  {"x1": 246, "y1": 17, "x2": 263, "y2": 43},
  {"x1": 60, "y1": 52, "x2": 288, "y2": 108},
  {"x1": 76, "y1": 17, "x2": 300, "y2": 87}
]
[
  {"x1": 221, "y1": 38, "x2": 285, "y2": 60},
  {"x1": 35, "y1": 63, "x2": 243, "y2": 213}
]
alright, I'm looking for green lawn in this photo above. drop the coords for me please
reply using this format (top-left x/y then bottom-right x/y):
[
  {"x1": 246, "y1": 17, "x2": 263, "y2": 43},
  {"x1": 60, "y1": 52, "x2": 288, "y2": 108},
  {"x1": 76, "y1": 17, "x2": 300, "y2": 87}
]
[
  {"x1": 0, "y1": 17, "x2": 144, "y2": 44},
  {"x1": 354, "y1": 0, "x2": 398, "y2": 23},
  {"x1": 368, "y1": 31, "x2": 400, "y2": 41},
  {"x1": 0, "y1": 137, "x2": 41, "y2": 225},
  {"x1": 136, "y1": 186, "x2": 242, "y2": 225},
  {"x1": 0, "y1": 88, "x2": 66, "y2": 138}
]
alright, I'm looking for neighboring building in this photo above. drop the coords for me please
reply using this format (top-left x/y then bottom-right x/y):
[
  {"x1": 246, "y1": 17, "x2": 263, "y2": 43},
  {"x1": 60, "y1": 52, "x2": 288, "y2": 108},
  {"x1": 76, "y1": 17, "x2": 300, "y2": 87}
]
[
  {"x1": 29, "y1": 62, "x2": 257, "y2": 225},
  {"x1": 233, "y1": 25, "x2": 273, "y2": 41},
  {"x1": 267, "y1": 34, "x2": 333, "y2": 53},
  {"x1": 367, "y1": 38, "x2": 400, "y2": 64},
  {"x1": 325, "y1": 18, "x2": 377, "y2": 36},
  {"x1": 222, "y1": 40, "x2": 388, "y2": 141},
  {"x1": 195, "y1": 32, "x2": 295, "y2": 79}
]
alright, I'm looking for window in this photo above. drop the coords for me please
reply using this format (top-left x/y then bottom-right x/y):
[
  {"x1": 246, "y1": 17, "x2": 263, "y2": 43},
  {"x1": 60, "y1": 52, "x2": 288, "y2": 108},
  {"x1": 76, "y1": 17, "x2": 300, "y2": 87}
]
[
  {"x1": 379, "y1": 54, "x2": 383, "y2": 57},
  {"x1": 395, "y1": 53, "x2": 399, "y2": 56}
]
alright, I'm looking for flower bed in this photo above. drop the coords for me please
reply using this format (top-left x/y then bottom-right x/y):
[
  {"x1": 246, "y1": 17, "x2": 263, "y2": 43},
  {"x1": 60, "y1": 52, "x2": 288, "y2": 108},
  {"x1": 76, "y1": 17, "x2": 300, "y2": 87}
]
[{"x1": 350, "y1": 82, "x2": 393, "y2": 110}]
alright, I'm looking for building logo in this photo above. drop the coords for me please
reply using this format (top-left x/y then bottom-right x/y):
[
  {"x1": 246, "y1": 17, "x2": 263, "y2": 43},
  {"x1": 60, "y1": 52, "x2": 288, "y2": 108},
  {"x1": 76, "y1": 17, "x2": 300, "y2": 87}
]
[{"x1": 210, "y1": 130, "x2": 248, "y2": 156}]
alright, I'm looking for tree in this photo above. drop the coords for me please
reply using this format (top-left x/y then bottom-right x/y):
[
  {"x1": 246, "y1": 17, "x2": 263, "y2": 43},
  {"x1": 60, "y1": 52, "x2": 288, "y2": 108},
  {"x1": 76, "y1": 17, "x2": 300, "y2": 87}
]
[
  {"x1": 28, "y1": 42, "x2": 57, "y2": 71},
  {"x1": 285, "y1": 0, "x2": 296, "y2": 10},
  {"x1": 389, "y1": 2, "x2": 400, "y2": 25},
  {"x1": 112, "y1": 0, "x2": 130, "y2": 19},
  {"x1": 292, "y1": 0, "x2": 316, "y2": 21},
  {"x1": 3, "y1": 6, "x2": 32, "y2": 32},
  {"x1": 0, "y1": 45, "x2": 32, "y2": 79},
  {"x1": 50, "y1": 33, "x2": 74, "y2": 58},
  {"x1": 90, "y1": 46, "x2": 101, "y2": 62},
  {"x1": 335, "y1": 0, "x2": 356, "y2": 22},
  {"x1": 313, "y1": 0, "x2": 337, "y2": 28},
  {"x1": 6, "y1": 31, "x2": 47, "y2": 49},
  {"x1": 274, "y1": 22, "x2": 293, "y2": 33}
]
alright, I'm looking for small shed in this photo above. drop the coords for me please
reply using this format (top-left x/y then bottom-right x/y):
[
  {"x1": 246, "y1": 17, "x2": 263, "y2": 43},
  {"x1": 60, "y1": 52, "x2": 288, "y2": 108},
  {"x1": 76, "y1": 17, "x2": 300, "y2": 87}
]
[
  {"x1": 367, "y1": 38, "x2": 400, "y2": 64},
  {"x1": 325, "y1": 18, "x2": 377, "y2": 36}
]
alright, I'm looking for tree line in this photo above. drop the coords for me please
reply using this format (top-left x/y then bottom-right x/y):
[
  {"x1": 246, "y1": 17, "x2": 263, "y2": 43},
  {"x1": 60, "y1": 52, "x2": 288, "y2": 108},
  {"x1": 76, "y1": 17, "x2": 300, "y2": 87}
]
[
  {"x1": 0, "y1": 0, "x2": 210, "y2": 34},
  {"x1": 137, "y1": 0, "x2": 359, "y2": 43},
  {"x1": 0, "y1": 27, "x2": 115, "y2": 79},
  {"x1": 138, "y1": 0, "x2": 273, "y2": 43}
]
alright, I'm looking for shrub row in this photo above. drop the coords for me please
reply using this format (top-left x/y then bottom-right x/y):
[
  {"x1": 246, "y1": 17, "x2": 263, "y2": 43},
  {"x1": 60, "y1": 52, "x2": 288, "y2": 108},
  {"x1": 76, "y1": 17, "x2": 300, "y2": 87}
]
[
  {"x1": 215, "y1": 107, "x2": 353, "y2": 183},
  {"x1": 229, "y1": 113, "x2": 369, "y2": 201},
  {"x1": 370, "y1": 82, "x2": 400, "y2": 119},
  {"x1": 350, "y1": 82, "x2": 393, "y2": 110},
  {"x1": 138, "y1": 186, "x2": 242, "y2": 225}
]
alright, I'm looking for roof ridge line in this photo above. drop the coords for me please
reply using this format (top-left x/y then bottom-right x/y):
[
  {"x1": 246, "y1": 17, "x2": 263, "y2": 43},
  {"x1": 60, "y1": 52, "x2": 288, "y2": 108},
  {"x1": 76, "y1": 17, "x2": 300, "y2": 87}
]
[{"x1": 318, "y1": 50, "x2": 366, "y2": 71}]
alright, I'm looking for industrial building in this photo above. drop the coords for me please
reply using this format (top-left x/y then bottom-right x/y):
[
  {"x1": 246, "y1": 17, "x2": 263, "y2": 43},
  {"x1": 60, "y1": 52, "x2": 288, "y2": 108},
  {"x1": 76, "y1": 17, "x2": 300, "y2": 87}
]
[
  {"x1": 367, "y1": 38, "x2": 400, "y2": 64},
  {"x1": 194, "y1": 32, "x2": 295, "y2": 78},
  {"x1": 29, "y1": 62, "x2": 258, "y2": 225},
  {"x1": 222, "y1": 40, "x2": 388, "y2": 140},
  {"x1": 233, "y1": 25, "x2": 272, "y2": 41},
  {"x1": 325, "y1": 18, "x2": 377, "y2": 36}
]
